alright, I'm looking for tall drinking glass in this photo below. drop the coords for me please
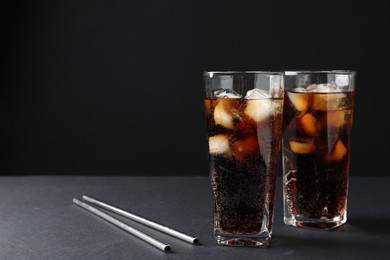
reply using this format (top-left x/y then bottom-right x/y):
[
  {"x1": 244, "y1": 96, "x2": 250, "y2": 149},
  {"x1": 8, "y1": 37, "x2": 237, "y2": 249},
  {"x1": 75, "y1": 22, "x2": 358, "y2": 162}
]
[
  {"x1": 282, "y1": 70, "x2": 356, "y2": 230},
  {"x1": 204, "y1": 71, "x2": 284, "y2": 247}
]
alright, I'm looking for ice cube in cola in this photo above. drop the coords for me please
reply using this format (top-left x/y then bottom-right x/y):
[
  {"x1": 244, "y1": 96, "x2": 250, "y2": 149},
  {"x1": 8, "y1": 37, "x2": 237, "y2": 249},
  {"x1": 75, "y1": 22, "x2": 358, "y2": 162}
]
[
  {"x1": 205, "y1": 94, "x2": 283, "y2": 237},
  {"x1": 283, "y1": 85, "x2": 354, "y2": 227}
]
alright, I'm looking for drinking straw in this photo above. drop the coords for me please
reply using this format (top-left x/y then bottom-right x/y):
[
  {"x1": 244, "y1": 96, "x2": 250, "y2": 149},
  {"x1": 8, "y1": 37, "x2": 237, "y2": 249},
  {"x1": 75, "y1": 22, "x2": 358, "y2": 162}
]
[
  {"x1": 73, "y1": 198, "x2": 171, "y2": 252},
  {"x1": 82, "y1": 195, "x2": 199, "y2": 245}
]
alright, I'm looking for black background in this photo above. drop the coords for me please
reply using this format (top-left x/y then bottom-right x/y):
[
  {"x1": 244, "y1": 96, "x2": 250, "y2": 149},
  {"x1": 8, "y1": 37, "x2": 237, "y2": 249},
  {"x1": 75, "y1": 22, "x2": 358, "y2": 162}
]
[{"x1": 2, "y1": 0, "x2": 389, "y2": 176}]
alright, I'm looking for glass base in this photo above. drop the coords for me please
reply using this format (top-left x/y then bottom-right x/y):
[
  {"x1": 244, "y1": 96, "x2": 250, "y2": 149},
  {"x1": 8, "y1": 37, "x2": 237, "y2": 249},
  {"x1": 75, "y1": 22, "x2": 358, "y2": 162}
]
[
  {"x1": 215, "y1": 232, "x2": 271, "y2": 247},
  {"x1": 284, "y1": 211, "x2": 347, "y2": 230}
]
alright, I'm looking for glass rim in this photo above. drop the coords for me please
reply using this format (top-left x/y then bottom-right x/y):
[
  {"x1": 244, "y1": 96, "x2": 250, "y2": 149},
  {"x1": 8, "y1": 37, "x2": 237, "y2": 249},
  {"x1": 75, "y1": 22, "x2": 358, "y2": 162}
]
[
  {"x1": 284, "y1": 70, "x2": 356, "y2": 76},
  {"x1": 204, "y1": 71, "x2": 284, "y2": 76}
]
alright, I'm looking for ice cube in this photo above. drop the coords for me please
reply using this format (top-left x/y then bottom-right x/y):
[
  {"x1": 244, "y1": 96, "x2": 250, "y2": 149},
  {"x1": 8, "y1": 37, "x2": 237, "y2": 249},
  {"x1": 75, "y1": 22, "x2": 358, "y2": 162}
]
[
  {"x1": 289, "y1": 138, "x2": 316, "y2": 154},
  {"x1": 326, "y1": 110, "x2": 346, "y2": 128},
  {"x1": 245, "y1": 88, "x2": 270, "y2": 99},
  {"x1": 287, "y1": 92, "x2": 310, "y2": 115},
  {"x1": 213, "y1": 100, "x2": 239, "y2": 129},
  {"x1": 335, "y1": 75, "x2": 350, "y2": 88},
  {"x1": 214, "y1": 89, "x2": 242, "y2": 98},
  {"x1": 306, "y1": 82, "x2": 340, "y2": 93},
  {"x1": 325, "y1": 139, "x2": 347, "y2": 162},
  {"x1": 208, "y1": 134, "x2": 230, "y2": 155},
  {"x1": 300, "y1": 113, "x2": 320, "y2": 136},
  {"x1": 293, "y1": 87, "x2": 307, "y2": 92},
  {"x1": 311, "y1": 93, "x2": 347, "y2": 111},
  {"x1": 232, "y1": 136, "x2": 259, "y2": 161},
  {"x1": 244, "y1": 100, "x2": 280, "y2": 123},
  {"x1": 305, "y1": 84, "x2": 317, "y2": 92}
]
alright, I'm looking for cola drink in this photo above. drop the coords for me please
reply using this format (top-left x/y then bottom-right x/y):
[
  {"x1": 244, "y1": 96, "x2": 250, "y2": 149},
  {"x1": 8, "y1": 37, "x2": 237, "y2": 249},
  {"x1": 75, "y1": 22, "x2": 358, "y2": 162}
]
[
  {"x1": 205, "y1": 95, "x2": 283, "y2": 244},
  {"x1": 282, "y1": 82, "x2": 355, "y2": 229},
  {"x1": 204, "y1": 71, "x2": 284, "y2": 246}
]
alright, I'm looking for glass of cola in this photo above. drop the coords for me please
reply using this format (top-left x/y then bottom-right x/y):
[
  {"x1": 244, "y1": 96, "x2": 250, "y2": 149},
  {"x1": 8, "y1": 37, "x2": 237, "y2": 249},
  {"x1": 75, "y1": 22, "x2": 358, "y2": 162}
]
[
  {"x1": 282, "y1": 70, "x2": 356, "y2": 230},
  {"x1": 204, "y1": 71, "x2": 284, "y2": 247}
]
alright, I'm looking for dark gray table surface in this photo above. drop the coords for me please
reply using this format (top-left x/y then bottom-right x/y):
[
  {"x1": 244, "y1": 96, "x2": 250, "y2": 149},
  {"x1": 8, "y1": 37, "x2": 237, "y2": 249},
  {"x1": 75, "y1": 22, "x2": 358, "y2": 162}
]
[{"x1": 0, "y1": 175, "x2": 389, "y2": 260}]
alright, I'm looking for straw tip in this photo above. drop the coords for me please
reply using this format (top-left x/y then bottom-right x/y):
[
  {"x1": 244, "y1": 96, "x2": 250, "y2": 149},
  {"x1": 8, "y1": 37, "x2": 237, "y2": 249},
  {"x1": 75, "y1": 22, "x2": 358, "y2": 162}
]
[
  {"x1": 193, "y1": 238, "x2": 199, "y2": 245},
  {"x1": 164, "y1": 245, "x2": 171, "y2": 252},
  {"x1": 72, "y1": 198, "x2": 80, "y2": 204}
]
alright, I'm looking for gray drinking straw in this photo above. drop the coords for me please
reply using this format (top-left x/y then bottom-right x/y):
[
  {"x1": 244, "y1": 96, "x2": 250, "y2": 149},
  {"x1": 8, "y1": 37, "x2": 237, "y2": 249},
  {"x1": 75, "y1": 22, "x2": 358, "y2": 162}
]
[
  {"x1": 73, "y1": 198, "x2": 171, "y2": 252},
  {"x1": 82, "y1": 195, "x2": 199, "y2": 245}
]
